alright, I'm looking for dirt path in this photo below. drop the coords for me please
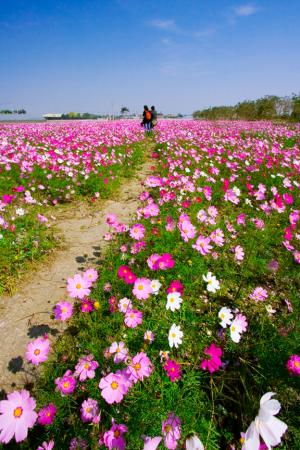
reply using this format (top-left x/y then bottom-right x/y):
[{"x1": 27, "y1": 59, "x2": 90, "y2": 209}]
[{"x1": 0, "y1": 155, "x2": 153, "y2": 393}]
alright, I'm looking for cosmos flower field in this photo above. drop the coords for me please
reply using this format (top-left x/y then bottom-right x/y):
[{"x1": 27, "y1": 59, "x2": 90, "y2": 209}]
[{"x1": 0, "y1": 120, "x2": 300, "y2": 449}]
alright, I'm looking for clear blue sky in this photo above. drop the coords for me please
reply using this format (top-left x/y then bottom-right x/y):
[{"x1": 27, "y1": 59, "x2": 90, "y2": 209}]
[{"x1": 0, "y1": 0, "x2": 299, "y2": 117}]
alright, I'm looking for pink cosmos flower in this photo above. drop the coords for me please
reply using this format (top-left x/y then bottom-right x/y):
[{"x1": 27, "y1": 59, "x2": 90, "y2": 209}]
[
  {"x1": 109, "y1": 342, "x2": 128, "y2": 363},
  {"x1": 153, "y1": 253, "x2": 175, "y2": 270},
  {"x1": 144, "y1": 330, "x2": 155, "y2": 343},
  {"x1": 132, "y1": 278, "x2": 153, "y2": 300},
  {"x1": 127, "y1": 352, "x2": 153, "y2": 383},
  {"x1": 37, "y1": 403, "x2": 56, "y2": 426},
  {"x1": 286, "y1": 355, "x2": 300, "y2": 376},
  {"x1": 37, "y1": 213, "x2": 48, "y2": 223},
  {"x1": 83, "y1": 268, "x2": 98, "y2": 285},
  {"x1": 55, "y1": 370, "x2": 76, "y2": 396},
  {"x1": 237, "y1": 213, "x2": 246, "y2": 225},
  {"x1": 147, "y1": 253, "x2": 161, "y2": 269},
  {"x1": 143, "y1": 436, "x2": 162, "y2": 450},
  {"x1": 234, "y1": 245, "x2": 244, "y2": 261},
  {"x1": 103, "y1": 419, "x2": 128, "y2": 450},
  {"x1": 117, "y1": 265, "x2": 131, "y2": 279},
  {"x1": 67, "y1": 274, "x2": 91, "y2": 299},
  {"x1": 80, "y1": 398, "x2": 99, "y2": 422},
  {"x1": 124, "y1": 309, "x2": 143, "y2": 328},
  {"x1": 164, "y1": 360, "x2": 181, "y2": 382},
  {"x1": 53, "y1": 301, "x2": 73, "y2": 321},
  {"x1": 124, "y1": 271, "x2": 137, "y2": 284},
  {"x1": 249, "y1": 287, "x2": 268, "y2": 302},
  {"x1": 37, "y1": 440, "x2": 55, "y2": 450},
  {"x1": 210, "y1": 228, "x2": 225, "y2": 247},
  {"x1": 99, "y1": 373, "x2": 128, "y2": 404},
  {"x1": 162, "y1": 413, "x2": 181, "y2": 450},
  {"x1": 106, "y1": 214, "x2": 118, "y2": 226},
  {"x1": 0, "y1": 390, "x2": 37, "y2": 444},
  {"x1": 200, "y1": 343, "x2": 223, "y2": 374},
  {"x1": 192, "y1": 235, "x2": 212, "y2": 255},
  {"x1": 179, "y1": 219, "x2": 196, "y2": 242},
  {"x1": 294, "y1": 251, "x2": 300, "y2": 264},
  {"x1": 25, "y1": 336, "x2": 50, "y2": 366},
  {"x1": 118, "y1": 297, "x2": 133, "y2": 313},
  {"x1": 74, "y1": 354, "x2": 99, "y2": 381},
  {"x1": 130, "y1": 223, "x2": 145, "y2": 240}
]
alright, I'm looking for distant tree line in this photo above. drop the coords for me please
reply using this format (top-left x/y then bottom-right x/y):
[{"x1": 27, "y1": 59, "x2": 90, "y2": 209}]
[
  {"x1": 0, "y1": 109, "x2": 26, "y2": 115},
  {"x1": 61, "y1": 112, "x2": 109, "y2": 120},
  {"x1": 193, "y1": 94, "x2": 300, "y2": 122}
]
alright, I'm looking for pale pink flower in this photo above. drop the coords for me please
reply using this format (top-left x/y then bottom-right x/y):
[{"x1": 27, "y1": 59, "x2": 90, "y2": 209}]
[
  {"x1": 25, "y1": 337, "x2": 50, "y2": 366},
  {"x1": 249, "y1": 287, "x2": 268, "y2": 302},
  {"x1": 132, "y1": 277, "x2": 153, "y2": 300},
  {"x1": 124, "y1": 309, "x2": 143, "y2": 328},
  {"x1": 99, "y1": 373, "x2": 128, "y2": 404},
  {"x1": 83, "y1": 268, "x2": 98, "y2": 285},
  {"x1": 234, "y1": 245, "x2": 244, "y2": 261},
  {"x1": 118, "y1": 297, "x2": 132, "y2": 313},
  {"x1": 127, "y1": 352, "x2": 153, "y2": 384},
  {"x1": 130, "y1": 223, "x2": 145, "y2": 240},
  {"x1": 192, "y1": 235, "x2": 212, "y2": 255},
  {"x1": 74, "y1": 354, "x2": 99, "y2": 381},
  {"x1": 67, "y1": 274, "x2": 91, "y2": 299},
  {"x1": 109, "y1": 342, "x2": 128, "y2": 363}
]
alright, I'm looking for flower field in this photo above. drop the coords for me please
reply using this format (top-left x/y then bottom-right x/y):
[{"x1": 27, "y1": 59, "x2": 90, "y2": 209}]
[
  {"x1": 0, "y1": 120, "x2": 300, "y2": 449},
  {"x1": 0, "y1": 121, "x2": 145, "y2": 292}
]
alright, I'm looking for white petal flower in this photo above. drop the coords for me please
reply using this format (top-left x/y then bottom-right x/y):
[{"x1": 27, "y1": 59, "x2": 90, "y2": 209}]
[
  {"x1": 166, "y1": 292, "x2": 182, "y2": 312},
  {"x1": 168, "y1": 324, "x2": 183, "y2": 348},
  {"x1": 151, "y1": 279, "x2": 162, "y2": 295},
  {"x1": 203, "y1": 272, "x2": 220, "y2": 293},
  {"x1": 218, "y1": 307, "x2": 233, "y2": 328},
  {"x1": 243, "y1": 392, "x2": 287, "y2": 450},
  {"x1": 186, "y1": 434, "x2": 204, "y2": 450}
]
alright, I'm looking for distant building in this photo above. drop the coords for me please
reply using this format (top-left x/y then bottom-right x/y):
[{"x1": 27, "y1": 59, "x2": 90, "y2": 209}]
[{"x1": 43, "y1": 113, "x2": 63, "y2": 120}]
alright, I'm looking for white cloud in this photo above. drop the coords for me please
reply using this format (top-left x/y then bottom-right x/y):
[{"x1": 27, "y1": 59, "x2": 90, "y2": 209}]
[
  {"x1": 233, "y1": 5, "x2": 258, "y2": 16},
  {"x1": 148, "y1": 19, "x2": 177, "y2": 31}
]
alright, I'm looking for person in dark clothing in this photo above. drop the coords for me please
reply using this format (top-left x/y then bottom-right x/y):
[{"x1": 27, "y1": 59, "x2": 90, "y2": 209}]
[
  {"x1": 150, "y1": 106, "x2": 158, "y2": 129},
  {"x1": 141, "y1": 105, "x2": 152, "y2": 131}
]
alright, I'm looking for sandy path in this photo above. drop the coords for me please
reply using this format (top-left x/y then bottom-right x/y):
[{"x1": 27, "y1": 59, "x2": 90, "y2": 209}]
[{"x1": 0, "y1": 155, "x2": 153, "y2": 393}]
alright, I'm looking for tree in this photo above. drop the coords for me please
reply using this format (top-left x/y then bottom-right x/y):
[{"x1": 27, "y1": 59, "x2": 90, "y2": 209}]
[{"x1": 120, "y1": 106, "x2": 129, "y2": 115}]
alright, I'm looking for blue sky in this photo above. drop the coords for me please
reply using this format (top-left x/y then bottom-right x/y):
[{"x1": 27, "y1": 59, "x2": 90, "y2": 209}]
[{"x1": 0, "y1": 0, "x2": 299, "y2": 117}]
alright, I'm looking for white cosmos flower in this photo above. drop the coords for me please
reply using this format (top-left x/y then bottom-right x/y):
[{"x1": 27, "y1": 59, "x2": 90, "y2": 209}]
[
  {"x1": 16, "y1": 208, "x2": 25, "y2": 216},
  {"x1": 203, "y1": 272, "x2": 220, "y2": 293},
  {"x1": 166, "y1": 292, "x2": 182, "y2": 312},
  {"x1": 186, "y1": 434, "x2": 204, "y2": 450},
  {"x1": 230, "y1": 320, "x2": 242, "y2": 343},
  {"x1": 168, "y1": 324, "x2": 183, "y2": 348},
  {"x1": 242, "y1": 392, "x2": 287, "y2": 450},
  {"x1": 151, "y1": 279, "x2": 162, "y2": 295},
  {"x1": 218, "y1": 307, "x2": 233, "y2": 328}
]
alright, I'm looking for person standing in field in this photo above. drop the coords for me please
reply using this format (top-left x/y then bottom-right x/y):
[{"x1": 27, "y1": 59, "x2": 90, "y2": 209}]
[
  {"x1": 141, "y1": 105, "x2": 152, "y2": 131},
  {"x1": 150, "y1": 105, "x2": 158, "y2": 129}
]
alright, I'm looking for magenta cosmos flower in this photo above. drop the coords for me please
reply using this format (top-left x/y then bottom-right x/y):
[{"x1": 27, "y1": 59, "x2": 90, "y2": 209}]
[
  {"x1": 99, "y1": 372, "x2": 129, "y2": 404},
  {"x1": 103, "y1": 419, "x2": 128, "y2": 450},
  {"x1": 124, "y1": 309, "x2": 143, "y2": 328},
  {"x1": 53, "y1": 301, "x2": 73, "y2": 321},
  {"x1": 286, "y1": 355, "x2": 300, "y2": 376},
  {"x1": 164, "y1": 360, "x2": 181, "y2": 382},
  {"x1": 127, "y1": 352, "x2": 153, "y2": 384},
  {"x1": 25, "y1": 336, "x2": 50, "y2": 366},
  {"x1": 37, "y1": 403, "x2": 56, "y2": 426},
  {"x1": 162, "y1": 412, "x2": 181, "y2": 450},
  {"x1": 132, "y1": 277, "x2": 153, "y2": 300},
  {"x1": 55, "y1": 370, "x2": 76, "y2": 396},
  {"x1": 74, "y1": 354, "x2": 99, "y2": 381},
  {"x1": 80, "y1": 298, "x2": 94, "y2": 313},
  {"x1": 153, "y1": 253, "x2": 175, "y2": 270},
  {"x1": 167, "y1": 280, "x2": 184, "y2": 295},
  {"x1": 200, "y1": 343, "x2": 223, "y2": 374},
  {"x1": 67, "y1": 273, "x2": 91, "y2": 299},
  {"x1": 0, "y1": 390, "x2": 37, "y2": 444}
]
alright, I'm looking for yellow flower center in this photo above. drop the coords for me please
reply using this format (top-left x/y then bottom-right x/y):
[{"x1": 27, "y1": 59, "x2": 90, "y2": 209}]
[
  {"x1": 137, "y1": 284, "x2": 143, "y2": 291},
  {"x1": 84, "y1": 363, "x2": 90, "y2": 369},
  {"x1": 165, "y1": 424, "x2": 172, "y2": 433},
  {"x1": 172, "y1": 333, "x2": 176, "y2": 338},
  {"x1": 170, "y1": 297, "x2": 174, "y2": 303},
  {"x1": 114, "y1": 430, "x2": 120, "y2": 438},
  {"x1": 130, "y1": 313, "x2": 135, "y2": 318},
  {"x1": 220, "y1": 313, "x2": 225, "y2": 319},
  {"x1": 294, "y1": 361, "x2": 300, "y2": 368},
  {"x1": 76, "y1": 283, "x2": 82, "y2": 289},
  {"x1": 63, "y1": 381, "x2": 70, "y2": 389},
  {"x1": 13, "y1": 407, "x2": 23, "y2": 418},
  {"x1": 231, "y1": 326, "x2": 236, "y2": 332},
  {"x1": 61, "y1": 307, "x2": 67, "y2": 313},
  {"x1": 111, "y1": 381, "x2": 118, "y2": 390},
  {"x1": 134, "y1": 363, "x2": 141, "y2": 371},
  {"x1": 34, "y1": 349, "x2": 41, "y2": 355}
]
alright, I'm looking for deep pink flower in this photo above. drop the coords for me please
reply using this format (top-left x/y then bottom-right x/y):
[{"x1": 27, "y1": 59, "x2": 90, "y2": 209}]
[
  {"x1": 55, "y1": 370, "x2": 76, "y2": 396},
  {"x1": 200, "y1": 343, "x2": 223, "y2": 373},
  {"x1": 103, "y1": 419, "x2": 128, "y2": 450},
  {"x1": 81, "y1": 298, "x2": 94, "y2": 313},
  {"x1": 286, "y1": 355, "x2": 300, "y2": 376},
  {"x1": 25, "y1": 336, "x2": 50, "y2": 366},
  {"x1": 99, "y1": 372, "x2": 128, "y2": 404},
  {"x1": 164, "y1": 360, "x2": 181, "y2": 382},
  {"x1": 167, "y1": 280, "x2": 184, "y2": 295},
  {"x1": 153, "y1": 253, "x2": 175, "y2": 270},
  {"x1": 0, "y1": 390, "x2": 37, "y2": 444},
  {"x1": 37, "y1": 403, "x2": 56, "y2": 426},
  {"x1": 53, "y1": 301, "x2": 73, "y2": 321}
]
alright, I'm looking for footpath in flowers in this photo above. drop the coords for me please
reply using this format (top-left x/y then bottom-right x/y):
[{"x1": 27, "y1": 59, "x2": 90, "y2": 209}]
[{"x1": 0, "y1": 120, "x2": 299, "y2": 449}]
